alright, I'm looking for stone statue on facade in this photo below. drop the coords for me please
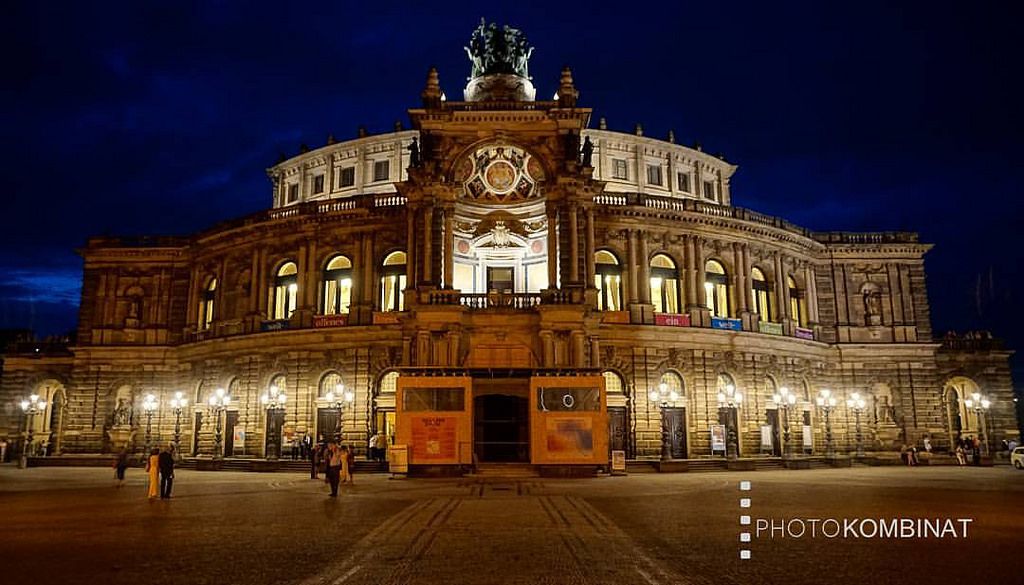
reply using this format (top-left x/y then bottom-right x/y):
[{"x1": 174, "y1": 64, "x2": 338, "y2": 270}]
[
  {"x1": 464, "y1": 18, "x2": 534, "y2": 80},
  {"x1": 580, "y1": 136, "x2": 594, "y2": 167},
  {"x1": 408, "y1": 137, "x2": 421, "y2": 168},
  {"x1": 113, "y1": 398, "x2": 132, "y2": 426},
  {"x1": 864, "y1": 289, "x2": 882, "y2": 326}
]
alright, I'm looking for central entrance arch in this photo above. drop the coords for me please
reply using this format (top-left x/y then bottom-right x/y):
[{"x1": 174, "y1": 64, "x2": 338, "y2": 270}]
[{"x1": 473, "y1": 380, "x2": 530, "y2": 463}]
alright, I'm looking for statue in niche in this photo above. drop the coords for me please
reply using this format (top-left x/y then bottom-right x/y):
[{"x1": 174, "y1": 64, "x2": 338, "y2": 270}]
[
  {"x1": 863, "y1": 289, "x2": 882, "y2": 326},
  {"x1": 113, "y1": 398, "x2": 132, "y2": 427},
  {"x1": 875, "y1": 394, "x2": 896, "y2": 425},
  {"x1": 407, "y1": 137, "x2": 420, "y2": 168}
]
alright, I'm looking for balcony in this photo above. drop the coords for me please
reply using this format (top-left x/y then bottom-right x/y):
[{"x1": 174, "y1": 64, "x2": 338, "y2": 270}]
[{"x1": 425, "y1": 289, "x2": 580, "y2": 310}]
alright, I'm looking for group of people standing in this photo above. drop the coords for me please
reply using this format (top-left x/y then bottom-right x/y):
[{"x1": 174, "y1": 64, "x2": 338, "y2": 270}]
[
  {"x1": 954, "y1": 435, "x2": 983, "y2": 466},
  {"x1": 113, "y1": 445, "x2": 175, "y2": 499},
  {"x1": 312, "y1": 442, "x2": 356, "y2": 497}
]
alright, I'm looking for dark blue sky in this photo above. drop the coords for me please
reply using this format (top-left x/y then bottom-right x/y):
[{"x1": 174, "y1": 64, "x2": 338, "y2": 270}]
[{"x1": 3, "y1": 1, "x2": 1021, "y2": 375}]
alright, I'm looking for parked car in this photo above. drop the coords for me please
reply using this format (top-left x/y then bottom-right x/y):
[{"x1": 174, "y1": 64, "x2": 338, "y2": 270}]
[{"x1": 1012, "y1": 447, "x2": 1024, "y2": 470}]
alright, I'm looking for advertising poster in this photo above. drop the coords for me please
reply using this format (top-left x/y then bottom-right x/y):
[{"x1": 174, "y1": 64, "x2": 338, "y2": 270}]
[
  {"x1": 802, "y1": 425, "x2": 813, "y2": 449},
  {"x1": 233, "y1": 427, "x2": 246, "y2": 456},
  {"x1": 711, "y1": 424, "x2": 727, "y2": 452},
  {"x1": 545, "y1": 417, "x2": 594, "y2": 459},
  {"x1": 410, "y1": 415, "x2": 458, "y2": 461},
  {"x1": 760, "y1": 425, "x2": 774, "y2": 452}
]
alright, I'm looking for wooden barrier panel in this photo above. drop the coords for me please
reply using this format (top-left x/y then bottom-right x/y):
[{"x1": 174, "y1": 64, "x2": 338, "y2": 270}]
[
  {"x1": 529, "y1": 375, "x2": 608, "y2": 465},
  {"x1": 395, "y1": 376, "x2": 473, "y2": 466}
]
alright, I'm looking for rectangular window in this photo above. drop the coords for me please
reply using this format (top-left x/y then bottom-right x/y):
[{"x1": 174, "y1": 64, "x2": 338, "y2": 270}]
[
  {"x1": 287, "y1": 183, "x2": 299, "y2": 203},
  {"x1": 703, "y1": 180, "x2": 716, "y2": 201},
  {"x1": 339, "y1": 166, "x2": 355, "y2": 188},
  {"x1": 611, "y1": 158, "x2": 628, "y2": 180},
  {"x1": 646, "y1": 164, "x2": 663, "y2": 186},
  {"x1": 312, "y1": 174, "x2": 324, "y2": 194},
  {"x1": 677, "y1": 172, "x2": 690, "y2": 193},
  {"x1": 373, "y1": 160, "x2": 390, "y2": 182}
]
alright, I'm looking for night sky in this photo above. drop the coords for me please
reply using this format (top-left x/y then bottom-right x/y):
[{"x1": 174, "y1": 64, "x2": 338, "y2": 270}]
[{"x1": 3, "y1": 2, "x2": 1022, "y2": 379}]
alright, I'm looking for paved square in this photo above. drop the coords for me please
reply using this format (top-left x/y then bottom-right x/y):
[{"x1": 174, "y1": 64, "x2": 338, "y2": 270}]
[{"x1": 1, "y1": 466, "x2": 1020, "y2": 584}]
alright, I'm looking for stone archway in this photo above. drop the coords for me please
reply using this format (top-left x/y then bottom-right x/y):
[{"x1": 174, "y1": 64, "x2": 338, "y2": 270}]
[
  {"x1": 31, "y1": 379, "x2": 67, "y2": 456},
  {"x1": 943, "y1": 377, "x2": 980, "y2": 448}
]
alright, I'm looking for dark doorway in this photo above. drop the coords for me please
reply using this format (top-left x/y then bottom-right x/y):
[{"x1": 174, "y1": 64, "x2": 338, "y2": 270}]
[
  {"x1": 766, "y1": 409, "x2": 782, "y2": 456},
  {"x1": 474, "y1": 394, "x2": 529, "y2": 462},
  {"x1": 662, "y1": 407, "x2": 687, "y2": 459},
  {"x1": 192, "y1": 412, "x2": 203, "y2": 456},
  {"x1": 317, "y1": 408, "x2": 340, "y2": 443},
  {"x1": 265, "y1": 410, "x2": 285, "y2": 458},
  {"x1": 224, "y1": 411, "x2": 239, "y2": 457},
  {"x1": 486, "y1": 266, "x2": 515, "y2": 293},
  {"x1": 608, "y1": 406, "x2": 628, "y2": 457},
  {"x1": 718, "y1": 407, "x2": 740, "y2": 456}
]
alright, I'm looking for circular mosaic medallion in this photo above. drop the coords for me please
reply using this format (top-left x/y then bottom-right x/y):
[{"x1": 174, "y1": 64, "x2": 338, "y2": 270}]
[{"x1": 484, "y1": 160, "x2": 518, "y2": 193}]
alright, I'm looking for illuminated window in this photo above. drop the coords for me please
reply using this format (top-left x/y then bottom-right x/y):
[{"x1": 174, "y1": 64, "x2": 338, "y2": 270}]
[
  {"x1": 716, "y1": 372, "x2": 735, "y2": 395},
  {"x1": 603, "y1": 371, "x2": 625, "y2": 395},
  {"x1": 287, "y1": 183, "x2": 299, "y2": 203},
  {"x1": 788, "y1": 275, "x2": 807, "y2": 327},
  {"x1": 702, "y1": 180, "x2": 716, "y2": 201},
  {"x1": 751, "y1": 267, "x2": 773, "y2": 321},
  {"x1": 704, "y1": 260, "x2": 729, "y2": 318},
  {"x1": 322, "y1": 255, "x2": 353, "y2": 315},
  {"x1": 660, "y1": 371, "x2": 685, "y2": 399},
  {"x1": 677, "y1": 172, "x2": 691, "y2": 193},
  {"x1": 612, "y1": 159, "x2": 628, "y2": 180},
  {"x1": 199, "y1": 277, "x2": 216, "y2": 330},
  {"x1": 650, "y1": 254, "x2": 679, "y2": 313},
  {"x1": 379, "y1": 371, "x2": 398, "y2": 395},
  {"x1": 594, "y1": 250, "x2": 623, "y2": 311},
  {"x1": 380, "y1": 251, "x2": 407, "y2": 312},
  {"x1": 312, "y1": 174, "x2": 324, "y2": 194},
  {"x1": 373, "y1": 160, "x2": 390, "y2": 182},
  {"x1": 319, "y1": 371, "x2": 342, "y2": 397},
  {"x1": 269, "y1": 374, "x2": 287, "y2": 395},
  {"x1": 646, "y1": 164, "x2": 663, "y2": 186},
  {"x1": 270, "y1": 262, "x2": 298, "y2": 320},
  {"x1": 339, "y1": 166, "x2": 355, "y2": 188}
]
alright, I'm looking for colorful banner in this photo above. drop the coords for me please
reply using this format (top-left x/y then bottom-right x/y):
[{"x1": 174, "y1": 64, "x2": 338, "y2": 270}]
[
  {"x1": 795, "y1": 326, "x2": 815, "y2": 340},
  {"x1": 544, "y1": 417, "x2": 594, "y2": 459},
  {"x1": 372, "y1": 312, "x2": 401, "y2": 325},
  {"x1": 410, "y1": 416, "x2": 458, "y2": 461},
  {"x1": 655, "y1": 313, "x2": 691, "y2": 327},
  {"x1": 313, "y1": 314, "x2": 348, "y2": 328},
  {"x1": 758, "y1": 321, "x2": 783, "y2": 335},
  {"x1": 711, "y1": 317, "x2": 742, "y2": 331},
  {"x1": 261, "y1": 319, "x2": 290, "y2": 332},
  {"x1": 601, "y1": 311, "x2": 630, "y2": 324}
]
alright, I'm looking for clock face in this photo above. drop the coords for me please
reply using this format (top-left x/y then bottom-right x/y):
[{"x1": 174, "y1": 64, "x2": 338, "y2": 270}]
[{"x1": 461, "y1": 144, "x2": 542, "y2": 203}]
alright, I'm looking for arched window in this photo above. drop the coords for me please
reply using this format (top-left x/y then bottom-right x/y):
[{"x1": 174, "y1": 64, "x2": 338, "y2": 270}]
[
  {"x1": 199, "y1": 278, "x2": 216, "y2": 330},
  {"x1": 270, "y1": 262, "x2": 298, "y2": 320},
  {"x1": 322, "y1": 255, "x2": 353, "y2": 315},
  {"x1": 319, "y1": 371, "x2": 343, "y2": 398},
  {"x1": 228, "y1": 377, "x2": 242, "y2": 399},
  {"x1": 269, "y1": 374, "x2": 287, "y2": 396},
  {"x1": 650, "y1": 254, "x2": 680, "y2": 314},
  {"x1": 379, "y1": 371, "x2": 399, "y2": 395},
  {"x1": 659, "y1": 371, "x2": 685, "y2": 399},
  {"x1": 595, "y1": 250, "x2": 623, "y2": 311},
  {"x1": 717, "y1": 372, "x2": 736, "y2": 395},
  {"x1": 380, "y1": 251, "x2": 407, "y2": 312},
  {"x1": 603, "y1": 371, "x2": 625, "y2": 395},
  {"x1": 704, "y1": 260, "x2": 729, "y2": 318},
  {"x1": 788, "y1": 275, "x2": 807, "y2": 327},
  {"x1": 751, "y1": 268, "x2": 772, "y2": 321}
]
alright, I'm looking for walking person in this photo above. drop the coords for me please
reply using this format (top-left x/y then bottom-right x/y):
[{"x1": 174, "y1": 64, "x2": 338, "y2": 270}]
[
  {"x1": 375, "y1": 432, "x2": 388, "y2": 463},
  {"x1": 310, "y1": 443, "x2": 321, "y2": 480},
  {"x1": 955, "y1": 444, "x2": 966, "y2": 466},
  {"x1": 326, "y1": 442, "x2": 342, "y2": 497},
  {"x1": 158, "y1": 445, "x2": 175, "y2": 499},
  {"x1": 145, "y1": 448, "x2": 160, "y2": 499},
  {"x1": 343, "y1": 444, "x2": 355, "y2": 484},
  {"x1": 113, "y1": 448, "x2": 129, "y2": 488},
  {"x1": 367, "y1": 433, "x2": 378, "y2": 463}
]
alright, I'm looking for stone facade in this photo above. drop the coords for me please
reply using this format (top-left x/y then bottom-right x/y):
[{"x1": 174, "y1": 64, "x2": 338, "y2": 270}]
[{"x1": 1, "y1": 55, "x2": 1016, "y2": 464}]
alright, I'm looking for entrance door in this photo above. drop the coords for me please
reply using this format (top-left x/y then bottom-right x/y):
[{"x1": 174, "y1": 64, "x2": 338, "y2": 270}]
[
  {"x1": 608, "y1": 406, "x2": 628, "y2": 456},
  {"x1": 663, "y1": 407, "x2": 687, "y2": 459},
  {"x1": 766, "y1": 409, "x2": 782, "y2": 456},
  {"x1": 474, "y1": 394, "x2": 529, "y2": 462},
  {"x1": 486, "y1": 266, "x2": 515, "y2": 293},
  {"x1": 224, "y1": 411, "x2": 238, "y2": 457},
  {"x1": 265, "y1": 410, "x2": 285, "y2": 458},
  {"x1": 192, "y1": 412, "x2": 203, "y2": 456},
  {"x1": 718, "y1": 407, "x2": 740, "y2": 456},
  {"x1": 317, "y1": 408, "x2": 340, "y2": 443}
]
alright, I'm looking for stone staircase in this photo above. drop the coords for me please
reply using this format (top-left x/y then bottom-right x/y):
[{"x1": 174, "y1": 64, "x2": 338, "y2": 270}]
[{"x1": 468, "y1": 463, "x2": 540, "y2": 478}]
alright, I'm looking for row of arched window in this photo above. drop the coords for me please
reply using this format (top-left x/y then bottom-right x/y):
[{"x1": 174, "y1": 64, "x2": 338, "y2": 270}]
[
  {"x1": 594, "y1": 250, "x2": 807, "y2": 324},
  {"x1": 601, "y1": 369, "x2": 814, "y2": 404},
  {"x1": 198, "y1": 251, "x2": 408, "y2": 329}
]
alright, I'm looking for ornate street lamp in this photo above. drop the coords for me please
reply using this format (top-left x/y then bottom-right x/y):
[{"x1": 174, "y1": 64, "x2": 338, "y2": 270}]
[
  {"x1": 716, "y1": 384, "x2": 743, "y2": 458},
  {"x1": 964, "y1": 392, "x2": 992, "y2": 455},
  {"x1": 772, "y1": 386, "x2": 798, "y2": 458},
  {"x1": 260, "y1": 384, "x2": 288, "y2": 460},
  {"x1": 17, "y1": 394, "x2": 48, "y2": 469},
  {"x1": 324, "y1": 383, "x2": 355, "y2": 443},
  {"x1": 142, "y1": 393, "x2": 158, "y2": 453},
  {"x1": 846, "y1": 392, "x2": 867, "y2": 458},
  {"x1": 207, "y1": 387, "x2": 231, "y2": 460},
  {"x1": 815, "y1": 389, "x2": 838, "y2": 458},
  {"x1": 649, "y1": 382, "x2": 683, "y2": 461},
  {"x1": 169, "y1": 391, "x2": 188, "y2": 459}
]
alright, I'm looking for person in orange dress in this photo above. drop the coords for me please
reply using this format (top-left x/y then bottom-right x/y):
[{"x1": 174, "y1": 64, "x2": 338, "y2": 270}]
[{"x1": 145, "y1": 448, "x2": 160, "y2": 499}]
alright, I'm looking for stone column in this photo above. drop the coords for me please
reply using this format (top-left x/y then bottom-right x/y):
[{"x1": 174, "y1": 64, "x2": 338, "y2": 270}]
[
  {"x1": 584, "y1": 208, "x2": 596, "y2": 287},
  {"x1": 325, "y1": 155, "x2": 335, "y2": 195},
  {"x1": 405, "y1": 206, "x2": 417, "y2": 287},
  {"x1": 546, "y1": 207, "x2": 558, "y2": 289},
  {"x1": 443, "y1": 206, "x2": 455, "y2": 289},
  {"x1": 734, "y1": 243, "x2": 747, "y2": 313},
  {"x1": 256, "y1": 247, "x2": 269, "y2": 318},
  {"x1": 805, "y1": 265, "x2": 819, "y2": 325},
  {"x1": 540, "y1": 331, "x2": 555, "y2": 367},
  {"x1": 626, "y1": 230, "x2": 638, "y2": 304},
  {"x1": 363, "y1": 232, "x2": 375, "y2": 306},
  {"x1": 638, "y1": 232, "x2": 651, "y2": 304},
  {"x1": 570, "y1": 331, "x2": 586, "y2": 367},
  {"x1": 568, "y1": 204, "x2": 580, "y2": 284},
  {"x1": 590, "y1": 337, "x2": 601, "y2": 368},
  {"x1": 422, "y1": 206, "x2": 433, "y2": 284}
]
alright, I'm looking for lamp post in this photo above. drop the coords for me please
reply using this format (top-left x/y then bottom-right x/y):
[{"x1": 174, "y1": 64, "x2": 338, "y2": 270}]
[
  {"x1": 142, "y1": 393, "x2": 158, "y2": 453},
  {"x1": 649, "y1": 382, "x2": 682, "y2": 461},
  {"x1": 325, "y1": 383, "x2": 355, "y2": 443},
  {"x1": 964, "y1": 393, "x2": 992, "y2": 455},
  {"x1": 169, "y1": 392, "x2": 188, "y2": 460},
  {"x1": 772, "y1": 386, "x2": 797, "y2": 458},
  {"x1": 846, "y1": 392, "x2": 867, "y2": 458},
  {"x1": 815, "y1": 389, "x2": 837, "y2": 458},
  {"x1": 207, "y1": 388, "x2": 231, "y2": 460},
  {"x1": 716, "y1": 384, "x2": 743, "y2": 458},
  {"x1": 18, "y1": 394, "x2": 48, "y2": 469},
  {"x1": 260, "y1": 384, "x2": 288, "y2": 460}
]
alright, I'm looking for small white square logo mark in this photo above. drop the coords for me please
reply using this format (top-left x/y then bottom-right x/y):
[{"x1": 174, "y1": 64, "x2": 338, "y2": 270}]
[
  {"x1": 740, "y1": 515, "x2": 751, "y2": 525},
  {"x1": 740, "y1": 550, "x2": 751, "y2": 560},
  {"x1": 739, "y1": 481, "x2": 751, "y2": 491},
  {"x1": 740, "y1": 498, "x2": 751, "y2": 508},
  {"x1": 740, "y1": 532, "x2": 751, "y2": 542}
]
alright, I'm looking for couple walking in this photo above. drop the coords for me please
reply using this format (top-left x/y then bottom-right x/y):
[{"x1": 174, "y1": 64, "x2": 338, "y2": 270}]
[
  {"x1": 325, "y1": 442, "x2": 355, "y2": 497},
  {"x1": 146, "y1": 445, "x2": 176, "y2": 499}
]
